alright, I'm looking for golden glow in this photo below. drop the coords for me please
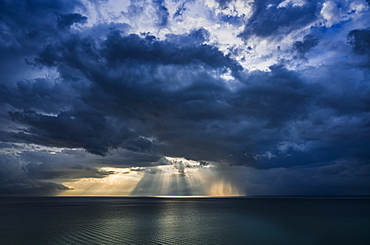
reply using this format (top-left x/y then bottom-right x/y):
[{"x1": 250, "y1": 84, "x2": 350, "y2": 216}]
[
  {"x1": 151, "y1": 196, "x2": 212, "y2": 198},
  {"x1": 131, "y1": 158, "x2": 244, "y2": 196},
  {"x1": 59, "y1": 158, "x2": 245, "y2": 197},
  {"x1": 58, "y1": 167, "x2": 143, "y2": 196},
  {"x1": 189, "y1": 167, "x2": 244, "y2": 196}
]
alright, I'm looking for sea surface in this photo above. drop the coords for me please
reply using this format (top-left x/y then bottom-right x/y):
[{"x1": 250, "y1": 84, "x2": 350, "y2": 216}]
[{"x1": 0, "y1": 197, "x2": 369, "y2": 244}]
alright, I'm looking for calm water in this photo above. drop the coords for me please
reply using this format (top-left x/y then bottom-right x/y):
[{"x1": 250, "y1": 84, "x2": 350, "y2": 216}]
[{"x1": 0, "y1": 197, "x2": 369, "y2": 244}]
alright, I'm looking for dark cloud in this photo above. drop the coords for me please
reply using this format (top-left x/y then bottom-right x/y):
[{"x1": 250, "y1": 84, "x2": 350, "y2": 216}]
[
  {"x1": 3, "y1": 29, "x2": 369, "y2": 170},
  {"x1": 0, "y1": 154, "x2": 71, "y2": 196},
  {"x1": 25, "y1": 163, "x2": 113, "y2": 180},
  {"x1": 1, "y1": 28, "x2": 240, "y2": 159},
  {"x1": 0, "y1": 78, "x2": 77, "y2": 113},
  {"x1": 0, "y1": 0, "x2": 83, "y2": 89},
  {"x1": 0, "y1": 0, "x2": 369, "y2": 195},
  {"x1": 0, "y1": 0, "x2": 82, "y2": 44},
  {"x1": 9, "y1": 110, "x2": 130, "y2": 156},
  {"x1": 100, "y1": 30, "x2": 239, "y2": 69},
  {"x1": 58, "y1": 13, "x2": 87, "y2": 29},
  {"x1": 0, "y1": 181, "x2": 71, "y2": 196},
  {"x1": 239, "y1": 0, "x2": 321, "y2": 40},
  {"x1": 292, "y1": 34, "x2": 319, "y2": 59},
  {"x1": 232, "y1": 65, "x2": 317, "y2": 126},
  {"x1": 348, "y1": 28, "x2": 370, "y2": 55},
  {"x1": 245, "y1": 159, "x2": 370, "y2": 195}
]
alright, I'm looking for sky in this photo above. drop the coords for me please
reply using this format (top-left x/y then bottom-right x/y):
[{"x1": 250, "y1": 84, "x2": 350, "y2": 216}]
[{"x1": 0, "y1": 0, "x2": 369, "y2": 196}]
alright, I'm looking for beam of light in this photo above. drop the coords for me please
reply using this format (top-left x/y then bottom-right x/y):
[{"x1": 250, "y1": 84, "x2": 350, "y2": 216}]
[
  {"x1": 58, "y1": 158, "x2": 245, "y2": 197},
  {"x1": 131, "y1": 157, "x2": 245, "y2": 197}
]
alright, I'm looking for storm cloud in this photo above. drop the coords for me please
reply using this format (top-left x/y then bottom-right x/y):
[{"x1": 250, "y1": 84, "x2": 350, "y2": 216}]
[{"x1": 0, "y1": 0, "x2": 369, "y2": 195}]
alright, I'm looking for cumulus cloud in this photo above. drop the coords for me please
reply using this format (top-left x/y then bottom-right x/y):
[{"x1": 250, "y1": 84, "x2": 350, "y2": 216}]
[{"x1": 320, "y1": 0, "x2": 368, "y2": 28}]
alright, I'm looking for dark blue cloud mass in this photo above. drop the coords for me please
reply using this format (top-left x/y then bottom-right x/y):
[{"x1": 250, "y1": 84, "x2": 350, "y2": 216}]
[
  {"x1": 239, "y1": 0, "x2": 321, "y2": 40},
  {"x1": 0, "y1": 0, "x2": 369, "y2": 195}
]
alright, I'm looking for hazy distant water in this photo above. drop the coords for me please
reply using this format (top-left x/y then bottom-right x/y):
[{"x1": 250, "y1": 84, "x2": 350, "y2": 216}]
[{"x1": 0, "y1": 197, "x2": 369, "y2": 245}]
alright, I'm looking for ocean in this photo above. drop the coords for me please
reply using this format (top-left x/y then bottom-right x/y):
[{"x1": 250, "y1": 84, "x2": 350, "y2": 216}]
[{"x1": 0, "y1": 197, "x2": 369, "y2": 244}]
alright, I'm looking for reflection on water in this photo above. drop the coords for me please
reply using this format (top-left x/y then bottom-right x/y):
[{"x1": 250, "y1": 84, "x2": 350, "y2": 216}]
[{"x1": 0, "y1": 197, "x2": 369, "y2": 244}]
